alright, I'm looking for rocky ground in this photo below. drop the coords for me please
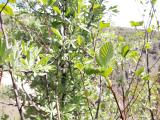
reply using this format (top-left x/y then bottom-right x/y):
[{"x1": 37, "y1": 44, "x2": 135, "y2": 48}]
[{"x1": 0, "y1": 85, "x2": 20, "y2": 120}]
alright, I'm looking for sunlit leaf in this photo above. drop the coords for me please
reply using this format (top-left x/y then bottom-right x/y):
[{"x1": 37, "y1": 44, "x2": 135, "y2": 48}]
[
  {"x1": 26, "y1": 50, "x2": 30, "y2": 63},
  {"x1": 151, "y1": 0, "x2": 157, "y2": 5},
  {"x1": 48, "y1": 0, "x2": 56, "y2": 5},
  {"x1": 93, "y1": 4, "x2": 101, "y2": 10},
  {"x1": 130, "y1": 21, "x2": 143, "y2": 27},
  {"x1": 77, "y1": 0, "x2": 83, "y2": 13},
  {"x1": 37, "y1": 55, "x2": 50, "y2": 65},
  {"x1": 99, "y1": 21, "x2": 110, "y2": 30},
  {"x1": 53, "y1": 6, "x2": 61, "y2": 15},
  {"x1": 76, "y1": 35, "x2": 84, "y2": 46},
  {"x1": 145, "y1": 42, "x2": 151, "y2": 49},
  {"x1": 74, "y1": 62, "x2": 84, "y2": 71},
  {"x1": 9, "y1": 0, "x2": 16, "y2": 3},
  {"x1": 20, "y1": 58, "x2": 27, "y2": 65},
  {"x1": 118, "y1": 36, "x2": 125, "y2": 42},
  {"x1": 135, "y1": 67, "x2": 144, "y2": 76},
  {"x1": 0, "y1": 4, "x2": 14, "y2": 15},
  {"x1": 103, "y1": 67, "x2": 113, "y2": 77},
  {"x1": 147, "y1": 27, "x2": 152, "y2": 33},
  {"x1": 142, "y1": 74, "x2": 150, "y2": 81},
  {"x1": 38, "y1": 0, "x2": 47, "y2": 5},
  {"x1": 51, "y1": 27, "x2": 62, "y2": 39},
  {"x1": 121, "y1": 45, "x2": 130, "y2": 57},
  {"x1": 128, "y1": 50, "x2": 140, "y2": 62},
  {"x1": 96, "y1": 42, "x2": 114, "y2": 67}
]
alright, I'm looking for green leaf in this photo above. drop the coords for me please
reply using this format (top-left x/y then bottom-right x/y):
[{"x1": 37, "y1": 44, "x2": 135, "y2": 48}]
[
  {"x1": 38, "y1": 0, "x2": 47, "y2": 5},
  {"x1": 0, "y1": 4, "x2": 14, "y2": 15},
  {"x1": 0, "y1": 40, "x2": 2, "y2": 56},
  {"x1": 51, "y1": 27, "x2": 62, "y2": 39},
  {"x1": 135, "y1": 67, "x2": 144, "y2": 76},
  {"x1": 105, "y1": 77, "x2": 112, "y2": 87},
  {"x1": 103, "y1": 67, "x2": 113, "y2": 77},
  {"x1": 151, "y1": 0, "x2": 157, "y2": 5},
  {"x1": 130, "y1": 21, "x2": 143, "y2": 27},
  {"x1": 26, "y1": 50, "x2": 30, "y2": 63},
  {"x1": 99, "y1": 21, "x2": 110, "y2": 30},
  {"x1": 0, "y1": 39, "x2": 6, "y2": 57},
  {"x1": 121, "y1": 45, "x2": 130, "y2": 57},
  {"x1": 93, "y1": 4, "x2": 101, "y2": 10},
  {"x1": 20, "y1": 58, "x2": 27, "y2": 65},
  {"x1": 83, "y1": 90, "x2": 90, "y2": 97},
  {"x1": 74, "y1": 62, "x2": 84, "y2": 71},
  {"x1": 87, "y1": 48, "x2": 95, "y2": 57},
  {"x1": 142, "y1": 74, "x2": 150, "y2": 81},
  {"x1": 147, "y1": 27, "x2": 152, "y2": 33},
  {"x1": 4, "y1": 48, "x2": 12, "y2": 58},
  {"x1": 76, "y1": 35, "x2": 84, "y2": 46},
  {"x1": 108, "y1": 5, "x2": 119, "y2": 13},
  {"x1": 9, "y1": 0, "x2": 16, "y2": 3},
  {"x1": 128, "y1": 50, "x2": 139, "y2": 62},
  {"x1": 112, "y1": 9, "x2": 119, "y2": 13},
  {"x1": 53, "y1": 6, "x2": 61, "y2": 15},
  {"x1": 1, "y1": 40, "x2": 6, "y2": 56},
  {"x1": 37, "y1": 55, "x2": 50, "y2": 65},
  {"x1": 145, "y1": 42, "x2": 151, "y2": 49},
  {"x1": 84, "y1": 66, "x2": 103, "y2": 75},
  {"x1": 77, "y1": 0, "x2": 83, "y2": 13},
  {"x1": 95, "y1": 54, "x2": 102, "y2": 67},
  {"x1": 96, "y1": 42, "x2": 114, "y2": 67},
  {"x1": 108, "y1": 5, "x2": 118, "y2": 10},
  {"x1": 118, "y1": 36, "x2": 125, "y2": 42}
]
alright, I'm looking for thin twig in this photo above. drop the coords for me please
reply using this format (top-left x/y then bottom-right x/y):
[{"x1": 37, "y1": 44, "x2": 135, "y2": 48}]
[
  {"x1": 0, "y1": 66, "x2": 3, "y2": 84},
  {"x1": 44, "y1": 74, "x2": 50, "y2": 103},
  {"x1": 95, "y1": 76, "x2": 102, "y2": 119},
  {"x1": 149, "y1": 56, "x2": 160, "y2": 70},
  {"x1": 56, "y1": 98, "x2": 61, "y2": 120},
  {"x1": 0, "y1": 101, "x2": 17, "y2": 106},
  {"x1": 109, "y1": 86, "x2": 124, "y2": 120},
  {"x1": 111, "y1": 88, "x2": 124, "y2": 120}
]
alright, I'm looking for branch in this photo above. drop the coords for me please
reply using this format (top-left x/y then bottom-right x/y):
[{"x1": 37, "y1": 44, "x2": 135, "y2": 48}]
[
  {"x1": 44, "y1": 74, "x2": 50, "y2": 103},
  {"x1": 0, "y1": 0, "x2": 9, "y2": 48},
  {"x1": 9, "y1": 66, "x2": 25, "y2": 120},
  {"x1": 56, "y1": 98, "x2": 61, "y2": 120},
  {"x1": 95, "y1": 76, "x2": 102, "y2": 119},
  {"x1": 0, "y1": 101, "x2": 17, "y2": 106},
  {"x1": 109, "y1": 86, "x2": 125, "y2": 120}
]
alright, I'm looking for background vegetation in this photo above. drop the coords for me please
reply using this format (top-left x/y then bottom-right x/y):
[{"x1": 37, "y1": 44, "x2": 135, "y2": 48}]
[{"x1": 0, "y1": 0, "x2": 160, "y2": 120}]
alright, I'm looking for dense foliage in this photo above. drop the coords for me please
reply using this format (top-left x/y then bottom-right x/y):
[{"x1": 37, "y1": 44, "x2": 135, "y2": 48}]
[{"x1": 0, "y1": 0, "x2": 160, "y2": 120}]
